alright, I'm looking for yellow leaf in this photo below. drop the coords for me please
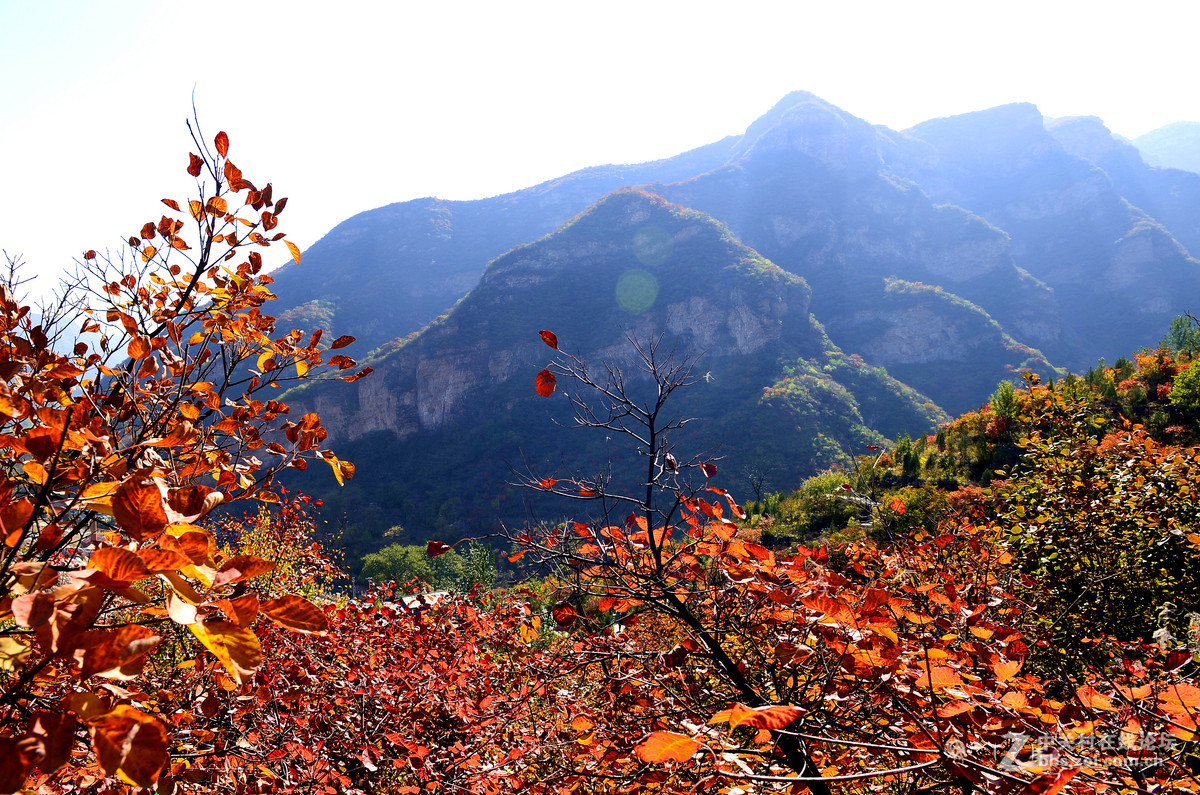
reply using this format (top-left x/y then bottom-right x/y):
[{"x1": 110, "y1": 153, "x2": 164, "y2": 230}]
[
  {"x1": 188, "y1": 620, "x2": 262, "y2": 684},
  {"x1": 285, "y1": 240, "x2": 301, "y2": 264}
]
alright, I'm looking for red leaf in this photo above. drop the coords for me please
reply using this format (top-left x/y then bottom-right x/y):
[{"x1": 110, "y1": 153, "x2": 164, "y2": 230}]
[
  {"x1": 330, "y1": 335, "x2": 356, "y2": 350},
  {"x1": 427, "y1": 540, "x2": 452, "y2": 558},
  {"x1": 552, "y1": 603, "x2": 576, "y2": 626},
  {"x1": 187, "y1": 153, "x2": 202, "y2": 177},
  {"x1": 214, "y1": 131, "x2": 229, "y2": 158},
  {"x1": 700, "y1": 462, "x2": 717, "y2": 478},
  {"x1": 211, "y1": 555, "x2": 275, "y2": 587},
  {"x1": 535, "y1": 369, "x2": 556, "y2": 397},
  {"x1": 538, "y1": 330, "x2": 558, "y2": 349},
  {"x1": 508, "y1": 549, "x2": 528, "y2": 563},
  {"x1": 890, "y1": 498, "x2": 906, "y2": 515}
]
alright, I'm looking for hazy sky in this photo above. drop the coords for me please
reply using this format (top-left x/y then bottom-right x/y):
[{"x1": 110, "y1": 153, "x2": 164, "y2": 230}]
[{"x1": 2, "y1": 1, "x2": 1198, "y2": 291}]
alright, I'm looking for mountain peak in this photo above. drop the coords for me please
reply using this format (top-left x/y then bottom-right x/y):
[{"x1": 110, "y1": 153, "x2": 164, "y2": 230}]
[
  {"x1": 1045, "y1": 115, "x2": 1143, "y2": 167},
  {"x1": 728, "y1": 91, "x2": 883, "y2": 176}
]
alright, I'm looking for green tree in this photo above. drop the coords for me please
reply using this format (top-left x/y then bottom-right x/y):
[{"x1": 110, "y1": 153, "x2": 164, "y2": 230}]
[
  {"x1": 1170, "y1": 361, "x2": 1200, "y2": 416},
  {"x1": 989, "y1": 378, "x2": 1017, "y2": 419},
  {"x1": 361, "y1": 542, "x2": 465, "y2": 590},
  {"x1": 457, "y1": 541, "x2": 498, "y2": 592},
  {"x1": 1162, "y1": 313, "x2": 1200, "y2": 354}
]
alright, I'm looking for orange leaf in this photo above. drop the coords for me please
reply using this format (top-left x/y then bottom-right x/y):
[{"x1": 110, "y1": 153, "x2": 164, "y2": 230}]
[
  {"x1": 260, "y1": 594, "x2": 328, "y2": 634},
  {"x1": 937, "y1": 700, "x2": 976, "y2": 718},
  {"x1": 285, "y1": 240, "x2": 301, "y2": 264},
  {"x1": 330, "y1": 335, "x2": 356, "y2": 350},
  {"x1": 993, "y1": 659, "x2": 1023, "y2": 682},
  {"x1": 709, "y1": 703, "x2": 804, "y2": 730},
  {"x1": 89, "y1": 705, "x2": 169, "y2": 788},
  {"x1": 773, "y1": 641, "x2": 813, "y2": 665},
  {"x1": 539, "y1": 330, "x2": 558, "y2": 349},
  {"x1": 535, "y1": 369, "x2": 556, "y2": 397},
  {"x1": 801, "y1": 594, "x2": 855, "y2": 624},
  {"x1": 127, "y1": 336, "x2": 151, "y2": 360},
  {"x1": 161, "y1": 199, "x2": 180, "y2": 211},
  {"x1": 80, "y1": 625, "x2": 160, "y2": 680},
  {"x1": 88, "y1": 547, "x2": 152, "y2": 584},
  {"x1": 206, "y1": 196, "x2": 227, "y2": 215},
  {"x1": 890, "y1": 498, "x2": 906, "y2": 515},
  {"x1": 1076, "y1": 685, "x2": 1118, "y2": 712},
  {"x1": 29, "y1": 710, "x2": 77, "y2": 775},
  {"x1": 634, "y1": 731, "x2": 699, "y2": 764},
  {"x1": 214, "y1": 131, "x2": 229, "y2": 158},
  {"x1": 187, "y1": 153, "x2": 202, "y2": 177},
  {"x1": 1159, "y1": 682, "x2": 1200, "y2": 709},
  {"x1": 112, "y1": 479, "x2": 168, "y2": 541},
  {"x1": 925, "y1": 666, "x2": 965, "y2": 691}
]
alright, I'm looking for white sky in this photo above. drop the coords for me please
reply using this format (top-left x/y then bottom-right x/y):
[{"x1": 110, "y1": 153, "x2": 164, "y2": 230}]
[{"x1": 3, "y1": 0, "x2": 1198, "y2": 292}]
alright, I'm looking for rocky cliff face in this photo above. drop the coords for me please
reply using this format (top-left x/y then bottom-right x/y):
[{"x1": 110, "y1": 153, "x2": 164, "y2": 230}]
[
  {"x1": 293, "y1": 190, "x2": 810, "y2": 448},
  {"x1": 1050, "y1": 115, "x2": 1200, "y2": 259}
]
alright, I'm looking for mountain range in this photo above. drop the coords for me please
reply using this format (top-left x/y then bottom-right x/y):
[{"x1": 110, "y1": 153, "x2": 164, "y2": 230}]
[{"x1": 266, "y1": 92, "x2": 1200, "y2": 553}]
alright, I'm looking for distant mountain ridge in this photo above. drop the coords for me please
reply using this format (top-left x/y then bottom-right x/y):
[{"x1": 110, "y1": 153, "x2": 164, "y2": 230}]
[
  {"x1": 267, "y1": 92, "x2": 1200, "y2": 546},
  {"x1": 1135, "y1": 121, "x2": 1200, "y2": 174}
]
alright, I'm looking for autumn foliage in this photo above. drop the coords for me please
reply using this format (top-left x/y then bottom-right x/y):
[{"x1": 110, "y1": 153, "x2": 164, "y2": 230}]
[
  {"x1": 499, "y1": 332, "x2": 1200, "y2": 794},
  {"x1": 0, "y1": 129, "x2": 365, "y2": 792}
]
